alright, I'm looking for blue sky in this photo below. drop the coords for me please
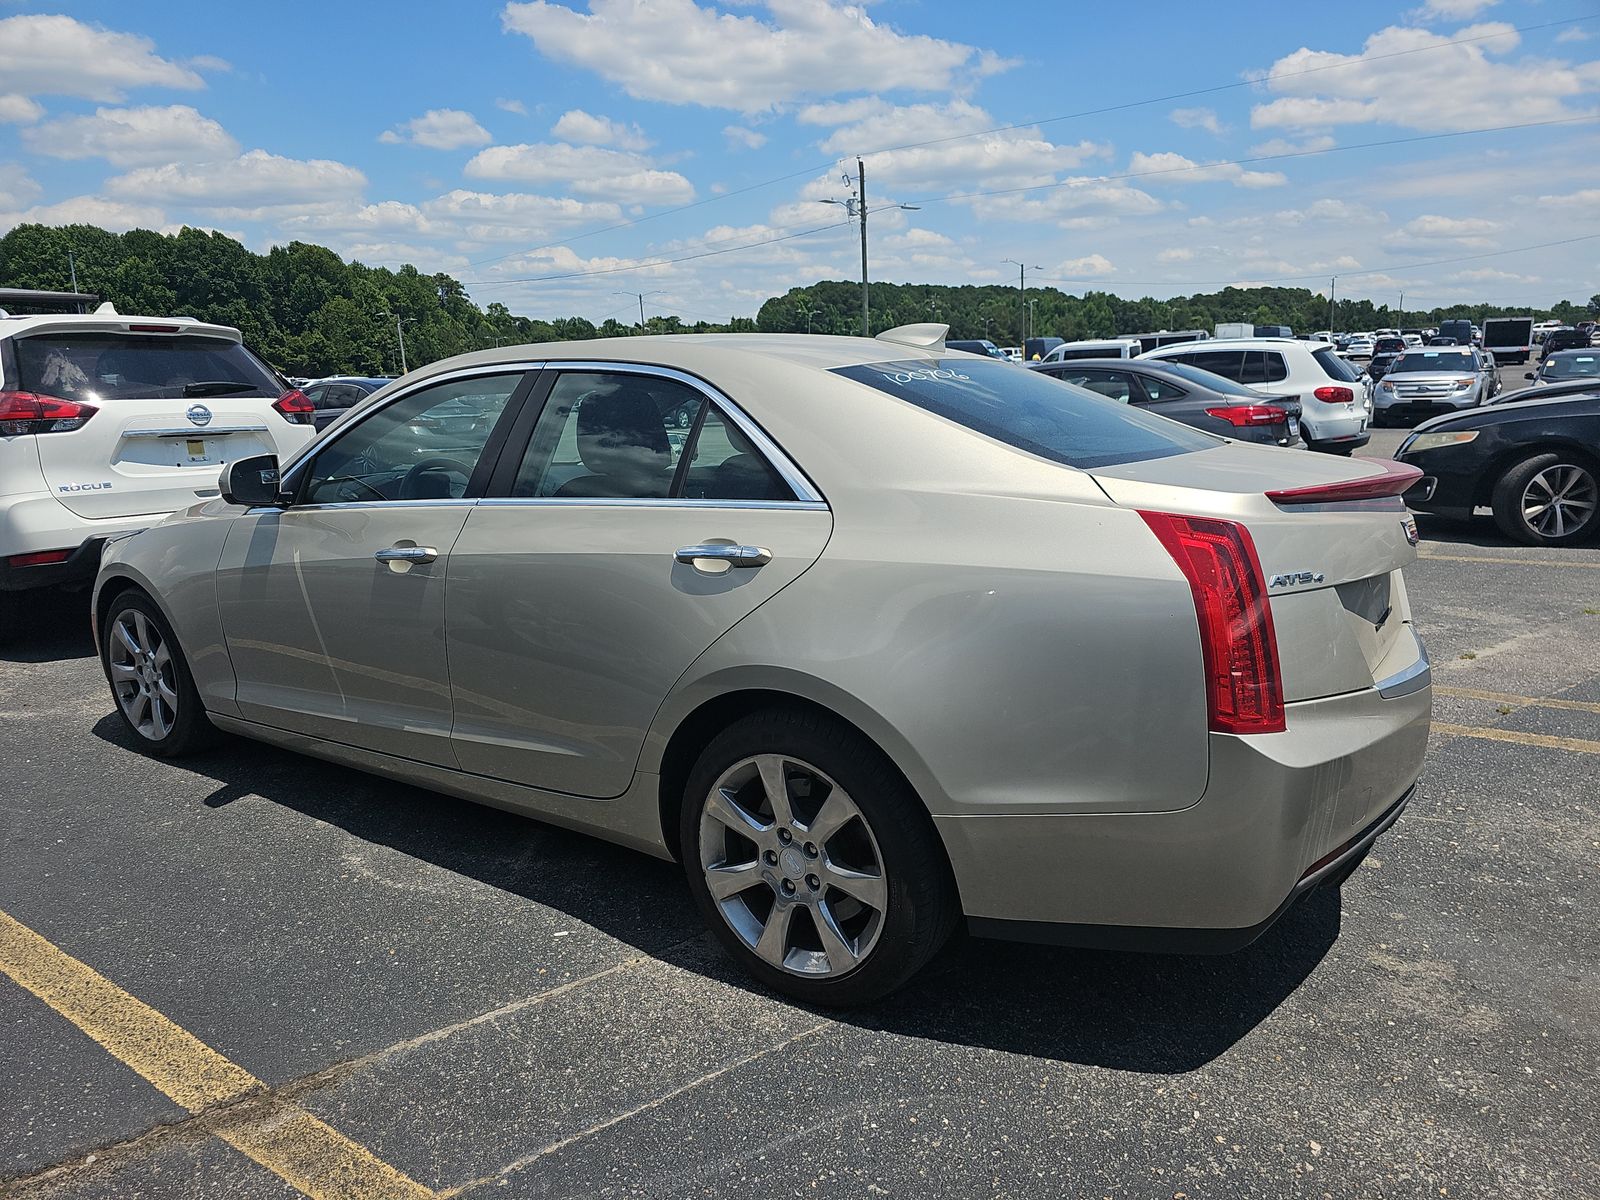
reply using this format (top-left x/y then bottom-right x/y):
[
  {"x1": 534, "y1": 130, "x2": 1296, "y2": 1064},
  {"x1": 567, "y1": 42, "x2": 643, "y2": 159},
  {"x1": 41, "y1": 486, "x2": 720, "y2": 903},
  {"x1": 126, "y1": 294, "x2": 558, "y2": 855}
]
[{"x1": 2, "y1": 0, "x2": 1598, "y2": 325}]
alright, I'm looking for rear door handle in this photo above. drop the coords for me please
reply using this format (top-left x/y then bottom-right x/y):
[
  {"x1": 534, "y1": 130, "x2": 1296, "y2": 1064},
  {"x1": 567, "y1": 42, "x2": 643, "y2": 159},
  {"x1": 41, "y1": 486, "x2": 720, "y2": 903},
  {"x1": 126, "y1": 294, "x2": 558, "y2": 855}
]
[
  {"x1": 675, "y1": 544, "x2": 771, "y2": 567},
  {"x1": 375, "y1": 545, "x2": 437, "y2": 564}
]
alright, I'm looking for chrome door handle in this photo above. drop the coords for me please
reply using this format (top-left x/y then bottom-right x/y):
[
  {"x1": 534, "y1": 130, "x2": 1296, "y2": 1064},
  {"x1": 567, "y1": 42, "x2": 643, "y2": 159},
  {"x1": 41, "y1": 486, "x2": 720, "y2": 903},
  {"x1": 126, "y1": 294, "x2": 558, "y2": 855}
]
[
  {"x1": 675, "y1": 544, "x2": 771, "y2": 567},
  {"x1": 375, "y1": 545, "x2": 437, "y2": 564}
]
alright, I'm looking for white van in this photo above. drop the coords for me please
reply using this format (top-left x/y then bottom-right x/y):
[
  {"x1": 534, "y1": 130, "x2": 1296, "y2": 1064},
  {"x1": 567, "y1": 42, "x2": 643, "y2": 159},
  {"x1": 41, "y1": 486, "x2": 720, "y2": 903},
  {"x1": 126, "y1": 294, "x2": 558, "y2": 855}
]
[{"x1": 1041, "y1": 338, "x2": 1143, "y2": 363}]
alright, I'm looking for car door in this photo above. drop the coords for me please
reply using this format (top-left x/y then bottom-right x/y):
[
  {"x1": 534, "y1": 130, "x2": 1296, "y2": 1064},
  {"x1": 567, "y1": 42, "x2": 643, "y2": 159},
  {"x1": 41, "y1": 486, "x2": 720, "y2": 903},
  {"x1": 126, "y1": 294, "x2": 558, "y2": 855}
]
[
  {"x1": 215, "y1": 369, "x2": 533, "y2": 767},
  {"x1": 444, "y1": 364, "x2": 832, "y2": 797}
]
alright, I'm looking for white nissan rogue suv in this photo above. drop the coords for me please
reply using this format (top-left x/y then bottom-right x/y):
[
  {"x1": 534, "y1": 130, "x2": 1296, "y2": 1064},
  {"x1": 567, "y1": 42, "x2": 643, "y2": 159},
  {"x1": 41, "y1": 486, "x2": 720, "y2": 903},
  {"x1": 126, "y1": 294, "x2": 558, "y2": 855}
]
[{"x1": 0, "y1": 309, "x2": 316, "y2": 621}]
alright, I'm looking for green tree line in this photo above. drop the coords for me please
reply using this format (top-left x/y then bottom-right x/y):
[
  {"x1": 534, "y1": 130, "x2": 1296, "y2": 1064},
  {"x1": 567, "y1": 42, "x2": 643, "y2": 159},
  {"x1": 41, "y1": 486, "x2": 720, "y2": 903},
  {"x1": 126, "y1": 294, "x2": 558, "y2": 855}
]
[{"x1": 2, "y1": 222, "x2": 1594, "y2": 377}]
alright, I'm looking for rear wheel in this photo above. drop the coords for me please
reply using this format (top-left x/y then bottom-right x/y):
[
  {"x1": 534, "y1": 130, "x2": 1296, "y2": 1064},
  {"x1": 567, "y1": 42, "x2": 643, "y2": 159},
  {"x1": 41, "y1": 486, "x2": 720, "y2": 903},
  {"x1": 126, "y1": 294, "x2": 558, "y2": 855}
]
[
  {"x1": 680, "y1": 709, "x2": 957, "y2": 1006},
  {"x1": 102, "y1": 591, "x2": 216, "y2": 756},
  {"x1": 1491, "y1": 453, "x2": 1600, "y2": 546}
]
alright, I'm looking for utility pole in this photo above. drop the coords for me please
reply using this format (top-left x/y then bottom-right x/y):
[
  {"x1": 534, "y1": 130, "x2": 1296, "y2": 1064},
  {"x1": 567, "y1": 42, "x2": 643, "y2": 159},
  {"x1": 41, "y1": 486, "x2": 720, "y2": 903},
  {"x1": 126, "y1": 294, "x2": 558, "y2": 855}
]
[
  {"x1": 1004, "y1": 259, "x2": 1041, "y2": 351},
  {"x1": 613, "y1": 290, "x2": 661, "y2": 331},
  {"x1": 1027, "y1": 298, "x2": 1038, "y2": 343},
  {"x1": 379, "y1": 311, "x2": 415, "y2": 374},
  {"x1": 1328, "y1": 276, "x2": 1336, "y2": 332},
  {"x1": 1397, "y1": 291, "x2": 1405, "y2": 323},
  {"x1": 821, "y1": 158, "x2": 918, "y2": 338}
]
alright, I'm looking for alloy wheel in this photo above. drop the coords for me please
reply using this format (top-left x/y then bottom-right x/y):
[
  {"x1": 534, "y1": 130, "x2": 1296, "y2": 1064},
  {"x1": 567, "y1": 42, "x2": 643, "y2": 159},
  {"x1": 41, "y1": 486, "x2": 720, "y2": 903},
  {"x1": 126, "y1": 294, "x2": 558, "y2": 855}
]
[
  {"x1": 108, "y1": 609, "x2": 179, "y2": 740},
  {"x1": 1521, "y1": 464, "x2": 1598, "y2": 540},
  {"x1": 698, "y1": 754, "x2": 887, "y2": 978}
]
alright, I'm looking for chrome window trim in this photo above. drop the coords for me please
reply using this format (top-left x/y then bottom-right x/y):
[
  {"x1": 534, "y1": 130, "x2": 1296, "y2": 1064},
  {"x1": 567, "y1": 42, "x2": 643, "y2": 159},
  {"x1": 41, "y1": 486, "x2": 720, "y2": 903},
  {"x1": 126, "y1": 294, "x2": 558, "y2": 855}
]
[
  {"x1": 279, "y1": 361, "x2": 547, "y2": 482},
  {"x1": 122, "y1": 424, "x2": 271, "y2": 438},
  {"x1": 269, "y1": 498, "x2": 483, "y2": 513},
  {"x1": 540, "y1": 360, "x2": 825, "y2": 505},
  {"x1": 477, "y1": 498, "x2": 829, "y2": 511}
]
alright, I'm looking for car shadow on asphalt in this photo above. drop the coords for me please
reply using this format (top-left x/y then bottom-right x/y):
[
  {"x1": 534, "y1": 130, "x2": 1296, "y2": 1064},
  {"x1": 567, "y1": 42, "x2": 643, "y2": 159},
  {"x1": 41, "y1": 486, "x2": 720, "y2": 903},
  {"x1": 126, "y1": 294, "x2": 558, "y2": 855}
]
[
  {"x1": 0, "y1": 593, "x2": 96, "y2": 664},
  {"x1": 91, "y1": 712, "x2": 1340, "y2": 1075},
  {"x1": 1412, "y1": 512, "x2": 1547, "y2": 550}
]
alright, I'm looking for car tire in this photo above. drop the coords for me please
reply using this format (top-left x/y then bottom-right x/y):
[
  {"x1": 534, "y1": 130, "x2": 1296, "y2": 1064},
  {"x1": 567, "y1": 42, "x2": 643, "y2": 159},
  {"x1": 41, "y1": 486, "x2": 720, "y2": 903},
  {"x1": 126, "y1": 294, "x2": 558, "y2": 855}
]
[
  {"x1": 679, "y1": 708, "x2": 957, "y2": 1007},
  {"x1": 1490, "y1": 453, "x2": 1600, "y2": 547},
  {"x1": 101, "y1": 590, "x2": 218, "y2": 757}
]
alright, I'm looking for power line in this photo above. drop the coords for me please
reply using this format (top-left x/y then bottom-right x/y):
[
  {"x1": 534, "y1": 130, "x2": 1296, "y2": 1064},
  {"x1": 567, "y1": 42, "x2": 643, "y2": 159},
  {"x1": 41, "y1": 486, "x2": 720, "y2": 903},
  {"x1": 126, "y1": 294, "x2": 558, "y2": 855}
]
[
  {"x1": 460, "y1": 220, "x2": 851, "y2": 287},
  {"x1": 909, "y1": 114, "x2": 1600, "y2": 208},
  {"x1": 462, "y1": 12, "x2": 1597, "y2": 268}
]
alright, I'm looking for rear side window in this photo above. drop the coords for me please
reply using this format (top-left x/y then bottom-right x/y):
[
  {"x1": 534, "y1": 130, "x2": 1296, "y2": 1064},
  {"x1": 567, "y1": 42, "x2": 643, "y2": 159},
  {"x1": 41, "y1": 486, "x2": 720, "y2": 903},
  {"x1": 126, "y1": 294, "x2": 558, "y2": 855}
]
[
  {"x1": 1172, "y1": 350, "x2": 1246, "y2": 382},
  {"x1": 1311, "y1": 348, "x2": 1361, "y2": 383},
  {"x1": 13, "y1": 332, "x2": 280, "y2": 402},
  {"x1": 1237, "y1": 351, "x2": 1288, "y2": 385},
  {"x1": 833, "y1": 359, "x2": 1215, "y2": 470}
]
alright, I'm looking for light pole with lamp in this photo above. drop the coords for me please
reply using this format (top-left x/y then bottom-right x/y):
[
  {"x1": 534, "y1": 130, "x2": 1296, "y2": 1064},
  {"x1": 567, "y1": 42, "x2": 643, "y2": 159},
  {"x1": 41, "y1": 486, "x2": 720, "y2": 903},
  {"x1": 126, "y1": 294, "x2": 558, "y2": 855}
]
[
  {"x1": 379, "y1": 311, "x2": 416, "y2": 375},
  {"x1": 1004, "y1": 259, "x2": 1041, "y2": 352},
  {"x1": 821, "y1": 157, "x2": 920, "y2": 337}
]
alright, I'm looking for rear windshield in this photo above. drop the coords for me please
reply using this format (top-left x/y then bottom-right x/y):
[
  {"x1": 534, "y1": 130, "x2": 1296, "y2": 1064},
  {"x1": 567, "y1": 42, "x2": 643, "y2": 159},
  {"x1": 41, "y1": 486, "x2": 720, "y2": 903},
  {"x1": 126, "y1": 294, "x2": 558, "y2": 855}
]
[
  {"x1": 13, "y1": 332, "x2": 280, "y2": 402},
  {"x1": 1544, "y1": 354, "x2": 1600, "y2": 379},
  {"x1": 1391, "y1": 351, "x2": 1475, "y2": 374},
  {"x1": 1312, "y1": 348, "x2": 1362, "y2": 383},
  {"x1": 832, "y1": 358, "x2": 1216, "y2": 470},
  {"x1": 1374, "y1": 338, "x2": 1406, "y2": 353}
]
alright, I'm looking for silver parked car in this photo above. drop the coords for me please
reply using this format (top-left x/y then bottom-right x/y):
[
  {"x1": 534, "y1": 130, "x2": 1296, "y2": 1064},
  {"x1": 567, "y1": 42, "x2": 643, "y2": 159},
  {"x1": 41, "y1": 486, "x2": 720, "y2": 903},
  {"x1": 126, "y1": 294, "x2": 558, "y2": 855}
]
[
  {"x1": 1373, "y1": 347, "x2": 1496, "y2": 424},
  {"x1": 94, "y1": 330, "x2": 1431, "y2": 1004}
]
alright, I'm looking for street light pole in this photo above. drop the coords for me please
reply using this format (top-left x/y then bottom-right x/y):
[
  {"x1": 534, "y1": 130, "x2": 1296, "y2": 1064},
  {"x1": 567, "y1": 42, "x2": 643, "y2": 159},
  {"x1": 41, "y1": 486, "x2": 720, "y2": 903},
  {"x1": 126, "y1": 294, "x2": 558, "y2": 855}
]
[
  {"x1": 1004, "y1": 259, "x2": 1041, "y2": 351},
  {"x1": 1328, "y1": 276, "x2": 1336, "y2": 332},
  {"x1": 379, "y1": 312, "x2": 415, "y2": 374}
]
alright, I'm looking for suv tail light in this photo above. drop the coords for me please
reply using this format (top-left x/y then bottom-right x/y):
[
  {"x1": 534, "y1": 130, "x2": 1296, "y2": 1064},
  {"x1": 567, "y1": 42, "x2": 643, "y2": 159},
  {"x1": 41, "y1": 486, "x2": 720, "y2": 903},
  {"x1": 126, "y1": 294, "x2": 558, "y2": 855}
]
[
  {"x1": 1139, "y1": 511, "x2": 1286, "y2": 735},
  {"x1": 1313, "y1": 386, "x2": 1355, "y2": 404},
  {"x1": 0, "y1": 391, "x2": 97, "y2": 434},
  {"x1": 1203, "y1": 404, "x2": 1285, "y2": 427},
  {"x1": 273, "y1": 388, "x2": 315, "y2": 425},
  {"x1": 8, "y1": 549, "x2": 73, "y2": 568}
]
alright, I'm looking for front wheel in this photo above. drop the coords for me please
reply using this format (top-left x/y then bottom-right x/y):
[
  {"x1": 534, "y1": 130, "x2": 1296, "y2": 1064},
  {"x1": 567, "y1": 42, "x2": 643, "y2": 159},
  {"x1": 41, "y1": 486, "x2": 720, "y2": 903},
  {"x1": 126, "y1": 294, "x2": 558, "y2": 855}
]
[
  {"x1": 680, "y1": 710, "x2": 957, "y2": 1006},
  {"x1": 102, "y1": 591, "x2": 217, "y2": 756},
  {"x1": 1490, "y1": 453, "x2": 1600, "y2": 546}
]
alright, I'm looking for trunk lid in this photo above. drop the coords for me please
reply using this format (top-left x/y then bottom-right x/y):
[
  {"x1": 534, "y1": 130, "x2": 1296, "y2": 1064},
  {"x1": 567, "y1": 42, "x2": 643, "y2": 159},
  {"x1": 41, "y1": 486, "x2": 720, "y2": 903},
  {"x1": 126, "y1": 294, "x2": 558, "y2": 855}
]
[
  {"x1": 12, "y1": 321, "x2": 309, "y2": 520},
  {"x1": 1091, "y1": 442, "x2": 1423, "y2": 702}
]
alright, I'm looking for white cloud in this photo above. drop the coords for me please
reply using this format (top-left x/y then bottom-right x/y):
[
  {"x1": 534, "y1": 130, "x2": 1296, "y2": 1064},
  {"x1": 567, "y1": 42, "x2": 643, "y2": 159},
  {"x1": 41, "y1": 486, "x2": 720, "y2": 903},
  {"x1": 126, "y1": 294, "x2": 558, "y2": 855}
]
[
  {"x1": 0, "y1": 14, "x2": 205, "y2": 102},
  {"x1": 1, "y1": 94, "x2": 43, "y2": 124},
  {"x1": 724, "y1": 125, "x2": 767, "y2": 151},
  {"x1": 1128, "y1": 151, "x2": 1288, "y2": 188},
  {"x1": 1536, "y1": 187, "x2": 1600, "y2": 209},
  {"x1": 1555, "y1": 28, "x2": 1591, "y2": 45},
  {"x1": 380, "y1": 109, "x2": 491, "y2": 150},
  {"x1": 424, "y1": 189, "x2": 621, "y2": 242},
  {"x1": 0, "y1": 164, "x2": 41, "y2": 210},
  {"x1": 1250, "y1": 23, "x2": 1596, "y2": 132},
  {"x1": 1451, "y1": 267, "x2": 1535, "y2": 283},
  {"x1": 23, "y1": 105, "x2": 238, "y2": 167},
  {"x1": 1249, "y1": 134, "x2": 1337, "y2": 155},
  {"x1": 552, "y1": 109, "x2": 651, "y2": 150},
  {"x1": 1157, "y1": 247, "x2": 1195, "y2": 263},
  {"x1": 496, "y1": 97, "x2": 529, "y2": 115},
  {"x1": 465, "y1": 142, "x2": 694, "y2": 204},
  {"x1": 1054, "y1": 254, "x2": 1115, "y2": 277},
  {"x1": 1169, "y1": 107, "x2": 1223, "y2": 135},
  {"x1": 1397, "y1": 213, "x2": 1500, "y2": 238},
  {"x1": 107, "y1": 149, "x2": 367, "y2": 213},
  {"x1": 1415, "y1": 0, "x2": 1497, "y2": 18},
  {"x1": 500, "y1": 0, "x2": 1013, "y2": 113},
  {"x1": 0, "y1": 194, "x2": 173, "y2": 237}
]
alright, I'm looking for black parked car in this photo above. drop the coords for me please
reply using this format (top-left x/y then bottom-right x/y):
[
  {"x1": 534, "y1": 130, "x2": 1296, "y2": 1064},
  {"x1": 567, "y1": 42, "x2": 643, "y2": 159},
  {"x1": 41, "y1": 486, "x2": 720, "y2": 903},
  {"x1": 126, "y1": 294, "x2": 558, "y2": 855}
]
[
  {"x1": 1029, "y1": 358, "x2": 1301, "y2": 446},
  {"x1": 1540, "y1": 328, "x2": 1590, "y2": 359},
  {"x1": 1396, "y1": 386, "x2": 1600, "y2": 545},
  {"x1": 300, "y1": 376, "x2": 394, "y2": 431}
]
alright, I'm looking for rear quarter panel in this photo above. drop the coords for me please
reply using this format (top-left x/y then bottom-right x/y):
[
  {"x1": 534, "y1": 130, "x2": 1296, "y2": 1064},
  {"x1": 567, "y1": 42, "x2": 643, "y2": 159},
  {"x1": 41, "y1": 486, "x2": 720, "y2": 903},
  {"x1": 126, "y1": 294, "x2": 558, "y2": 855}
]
[{"x1": 96, "y1": 502, "x2": 240, "y2": 717}]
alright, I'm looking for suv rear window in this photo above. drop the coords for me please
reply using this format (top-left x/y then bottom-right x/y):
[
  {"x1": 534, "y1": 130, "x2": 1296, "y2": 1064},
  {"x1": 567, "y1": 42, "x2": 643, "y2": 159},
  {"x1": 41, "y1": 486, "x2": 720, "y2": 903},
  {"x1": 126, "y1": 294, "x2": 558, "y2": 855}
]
[
  {"x1": 1311, "y1": 348, "x2": 1361, "y2": 383},
  {"x1": 13, "y1": 332, "x2": 280, "y2": 403},
  {"x1": 833, "y1": 359, "x2": 1216, "y2": 469}
]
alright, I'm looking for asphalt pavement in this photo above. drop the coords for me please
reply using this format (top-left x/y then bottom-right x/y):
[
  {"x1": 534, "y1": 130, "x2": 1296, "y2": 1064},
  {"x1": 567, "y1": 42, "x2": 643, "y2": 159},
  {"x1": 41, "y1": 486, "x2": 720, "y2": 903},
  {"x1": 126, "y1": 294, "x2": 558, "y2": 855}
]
[{"x1": 2, "y1": 359, "x2": 1597, "y2": 1198}]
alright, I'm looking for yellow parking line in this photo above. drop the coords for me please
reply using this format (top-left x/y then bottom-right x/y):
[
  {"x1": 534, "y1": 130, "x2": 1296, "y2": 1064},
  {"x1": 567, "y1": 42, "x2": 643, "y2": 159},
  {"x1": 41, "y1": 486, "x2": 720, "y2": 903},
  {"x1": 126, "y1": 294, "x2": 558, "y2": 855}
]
[
  {"x1": 1435, "y1": 685, "x2": 1600, "y2": 715},
  {"x1": 0, "y1": 908, "x2": 435, "y2": 1200},
  {"x1": 1432, "y1": 722, "x2": 1600, "y2": 756},
  {"x1": 1416, "y1": 550, "x2": 1600, "y2": 569}
]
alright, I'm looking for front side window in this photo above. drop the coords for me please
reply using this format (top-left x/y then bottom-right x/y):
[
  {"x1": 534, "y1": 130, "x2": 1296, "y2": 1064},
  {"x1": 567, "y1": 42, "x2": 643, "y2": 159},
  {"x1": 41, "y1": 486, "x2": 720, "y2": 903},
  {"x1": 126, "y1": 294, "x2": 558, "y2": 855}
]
[
  {"x1": 510, "y1": 371, "x2": 796, "y2": 502},
  {"x1": 833, "y1": 358, "x2": 1215, "y2": 470},
  {"x1": 301, "y1": 373, "x2": 522, "y2": 504}
]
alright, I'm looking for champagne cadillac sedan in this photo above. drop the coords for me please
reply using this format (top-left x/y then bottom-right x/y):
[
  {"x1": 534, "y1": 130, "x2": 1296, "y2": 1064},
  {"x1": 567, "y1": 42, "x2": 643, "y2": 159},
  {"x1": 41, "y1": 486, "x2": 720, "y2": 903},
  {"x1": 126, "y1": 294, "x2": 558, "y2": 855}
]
[{"x1": 94, "y1": 328, "x2": 1432, "y2": 1004}]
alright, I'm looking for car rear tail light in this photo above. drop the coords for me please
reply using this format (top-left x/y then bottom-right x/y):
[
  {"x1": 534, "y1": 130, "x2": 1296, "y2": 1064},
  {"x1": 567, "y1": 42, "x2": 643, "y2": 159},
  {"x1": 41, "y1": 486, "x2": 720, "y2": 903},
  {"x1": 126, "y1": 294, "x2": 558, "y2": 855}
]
[
  {"x1": 1265, "y1": 459, "x2": 1423, "y2": 505},
  {"x1": 1313, "y1": 386, "x2": 1354, "y2": 403},
  {"x1": 0, "y1": 390, "x2": 97, "y2": 434},
  {"x1": 273, "y1": 388, "x2": 315, "y2": 425},
  {"x1": 1203, "y1": 404, "x2": 1285, "y2": 427},
  {"x1": 8, "y1": 548, "x2": 74, "y2": 567},
  {"x1": 1139, "y1": 511, "x2": 1286, "y2": 736}
]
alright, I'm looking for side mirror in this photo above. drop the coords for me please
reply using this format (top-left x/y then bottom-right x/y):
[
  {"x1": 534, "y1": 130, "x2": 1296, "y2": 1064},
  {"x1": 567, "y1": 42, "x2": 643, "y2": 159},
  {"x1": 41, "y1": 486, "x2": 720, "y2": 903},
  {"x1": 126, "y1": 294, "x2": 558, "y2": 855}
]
[
  {"x1": 1524, "y1": 372, "x2": 1536, "y2": 381},
  {"x1": 221, "y1": 454, "x2": 286, "y2": 507}
]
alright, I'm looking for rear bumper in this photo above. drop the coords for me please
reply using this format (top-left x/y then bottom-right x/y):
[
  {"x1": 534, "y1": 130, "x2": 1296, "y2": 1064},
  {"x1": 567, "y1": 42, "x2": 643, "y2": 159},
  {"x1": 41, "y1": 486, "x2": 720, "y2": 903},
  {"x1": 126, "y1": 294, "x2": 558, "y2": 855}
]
[
  {"x1": 0, "y1": 493, "x2": 160, "y2": 592},
  {"x1": 936, "y1": 674, "x2": 1431, "y2": 949}
]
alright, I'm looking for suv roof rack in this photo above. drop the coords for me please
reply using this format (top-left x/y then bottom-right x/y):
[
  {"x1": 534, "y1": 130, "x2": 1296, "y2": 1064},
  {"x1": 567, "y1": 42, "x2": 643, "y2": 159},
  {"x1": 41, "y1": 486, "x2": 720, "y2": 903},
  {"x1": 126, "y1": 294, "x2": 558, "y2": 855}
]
[{"x1": 0, "y1": 287, "x2": 102, "y2": 315}]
